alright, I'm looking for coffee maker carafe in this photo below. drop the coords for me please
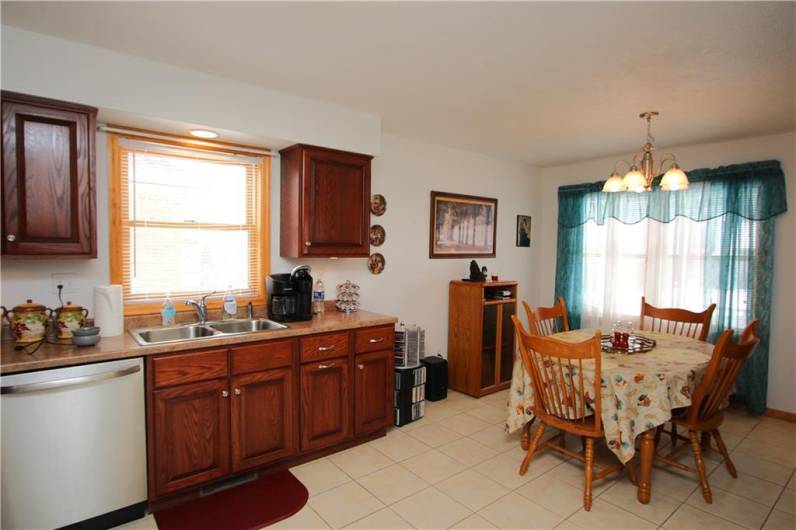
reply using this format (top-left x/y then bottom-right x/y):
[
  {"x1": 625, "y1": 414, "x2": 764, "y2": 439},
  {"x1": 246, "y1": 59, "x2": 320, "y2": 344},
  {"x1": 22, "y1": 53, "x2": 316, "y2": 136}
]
[{"x1": 267, "y1": 265, "x2": 313, "y2": 322}]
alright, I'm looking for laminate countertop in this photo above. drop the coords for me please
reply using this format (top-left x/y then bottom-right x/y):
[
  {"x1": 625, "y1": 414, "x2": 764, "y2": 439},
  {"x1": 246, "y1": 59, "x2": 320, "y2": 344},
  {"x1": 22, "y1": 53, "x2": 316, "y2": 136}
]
[{"x1": 1, "y1": 310, "x2": 398, "y2": 374}]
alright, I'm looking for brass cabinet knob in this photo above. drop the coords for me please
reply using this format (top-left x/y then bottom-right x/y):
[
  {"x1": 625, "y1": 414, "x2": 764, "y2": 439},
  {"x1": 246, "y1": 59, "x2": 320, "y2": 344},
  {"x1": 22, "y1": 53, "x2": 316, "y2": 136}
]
[
  {"x1": 358, "y1": 364, "x2": 364, "y2": 370},
  {"x1": 234, "y1": 388, "x2": 241, "y2": 396},
  {"x1": 6, "y1": 234, "x2": 16, "y2": 242},
  {"x1": 221, "y1": 390, "x2": 229, "y2": 398},
  {"x1": 304, "y1": 241, "x2": 312, "y2": 246}
]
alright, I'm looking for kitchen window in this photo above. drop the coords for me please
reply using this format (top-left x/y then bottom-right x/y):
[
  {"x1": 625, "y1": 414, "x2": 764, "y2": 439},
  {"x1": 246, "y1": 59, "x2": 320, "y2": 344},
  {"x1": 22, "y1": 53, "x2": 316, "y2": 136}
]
[{"x1": 109, "y1": 134, "x2": 269, "y2": 314}]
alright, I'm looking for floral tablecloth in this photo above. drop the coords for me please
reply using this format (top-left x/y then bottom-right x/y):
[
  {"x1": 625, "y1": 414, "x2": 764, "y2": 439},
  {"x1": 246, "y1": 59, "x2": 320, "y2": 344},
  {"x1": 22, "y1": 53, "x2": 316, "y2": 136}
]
[{"x1": 505, "y1": 329, "x2": 714, "y2": 463}]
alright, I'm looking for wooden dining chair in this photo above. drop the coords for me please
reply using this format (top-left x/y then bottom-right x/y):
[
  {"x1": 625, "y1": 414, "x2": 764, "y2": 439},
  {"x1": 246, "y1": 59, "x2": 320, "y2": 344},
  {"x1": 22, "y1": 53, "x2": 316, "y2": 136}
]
[
  {"x1": 655, "y1": 320, "x2": 760, "y2": 503},
  {"x1": 522, "y1": 296, "x2": 571, "y2": 337},
  {"x1": 511, "y1": 315, "x2": 634, "y2": 511},
  {"x1": 640, "y1": 296, "x2": 716, "y2": 341}
]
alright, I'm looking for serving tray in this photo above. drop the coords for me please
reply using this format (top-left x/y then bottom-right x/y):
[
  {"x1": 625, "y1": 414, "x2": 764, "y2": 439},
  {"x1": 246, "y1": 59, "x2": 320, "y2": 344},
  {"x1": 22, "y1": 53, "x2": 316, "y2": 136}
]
[{"x1": 601, "y1": 334, "x2": 656, "y2": 354}]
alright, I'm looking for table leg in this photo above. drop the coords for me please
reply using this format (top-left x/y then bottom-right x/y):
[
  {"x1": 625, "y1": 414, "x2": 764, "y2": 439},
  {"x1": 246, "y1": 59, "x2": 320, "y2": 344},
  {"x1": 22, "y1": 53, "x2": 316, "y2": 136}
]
[{"x1": 637, "y1": 428, "x2": 656, "y2": 504}]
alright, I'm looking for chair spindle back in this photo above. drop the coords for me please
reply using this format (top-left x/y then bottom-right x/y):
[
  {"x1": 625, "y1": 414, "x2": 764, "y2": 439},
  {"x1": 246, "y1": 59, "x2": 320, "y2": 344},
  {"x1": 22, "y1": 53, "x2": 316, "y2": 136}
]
[
  {"x1": 640, "y1": 297, "x2": 716, "y2": 341},
  {"x1": 688, "y1": 320, "x2": 760, "y2": 424},
  {"x1": 522, "y1": 297, "x2": 571, "y2": 337},
  {"x1": 512, "y1": 315, "x2": 601, "y2": 436}
]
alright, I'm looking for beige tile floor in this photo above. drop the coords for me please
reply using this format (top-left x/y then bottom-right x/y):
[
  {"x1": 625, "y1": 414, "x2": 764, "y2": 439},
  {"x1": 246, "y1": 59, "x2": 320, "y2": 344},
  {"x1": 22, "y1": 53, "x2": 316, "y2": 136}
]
[{"x1": 118, "y1": 390, "x2": 796, "y2": 530}]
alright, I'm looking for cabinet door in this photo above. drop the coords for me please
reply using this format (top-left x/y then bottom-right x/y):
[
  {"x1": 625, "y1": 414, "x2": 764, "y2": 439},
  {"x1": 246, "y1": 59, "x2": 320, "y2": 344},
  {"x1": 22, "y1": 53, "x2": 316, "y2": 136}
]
[
  {"x1": 230, "y1": 367, "x2": 297, "y2": 472},
  {"x1": 153, "y1": 379, "x2": 230, "y2": 496},
  {"x1": 480, "y1": 304, "x2": 498, "y2": 389},
  {"x1": 1, "y1": 94, "x2": 96, "y2": 256},
  {"x1": 301, "y1": 148, "x2": 370, "y2": 256},
  {"x1": 300, "y1": 357, "x2": 352, "y2": 451},
  {"x1": 355, "y1": 350, "x2": 393, "y2": 434}
]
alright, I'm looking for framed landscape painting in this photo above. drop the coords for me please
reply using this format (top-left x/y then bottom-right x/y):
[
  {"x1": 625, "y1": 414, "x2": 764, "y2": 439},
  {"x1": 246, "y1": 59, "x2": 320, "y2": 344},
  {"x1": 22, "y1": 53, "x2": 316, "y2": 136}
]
[{"x1": 429, "y1": 191, "x2": 498, "y2": 258}]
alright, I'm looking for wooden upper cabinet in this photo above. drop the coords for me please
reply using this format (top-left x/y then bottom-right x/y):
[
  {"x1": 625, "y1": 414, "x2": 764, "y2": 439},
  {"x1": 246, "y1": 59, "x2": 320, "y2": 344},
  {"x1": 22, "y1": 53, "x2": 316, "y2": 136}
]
[
  {"x1": 1, "y1": 91, "x2": 97, "y2": 257},
  {"x1": 280, "y1": 144, "x2": 372, "y2": 257}
]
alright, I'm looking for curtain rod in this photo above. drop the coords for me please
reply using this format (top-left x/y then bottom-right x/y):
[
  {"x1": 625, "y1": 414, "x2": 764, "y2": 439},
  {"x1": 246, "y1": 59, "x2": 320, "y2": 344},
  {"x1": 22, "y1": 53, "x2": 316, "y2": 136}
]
[{"x1": 97, "y1": 124, "x2": 275, "y2": 157}]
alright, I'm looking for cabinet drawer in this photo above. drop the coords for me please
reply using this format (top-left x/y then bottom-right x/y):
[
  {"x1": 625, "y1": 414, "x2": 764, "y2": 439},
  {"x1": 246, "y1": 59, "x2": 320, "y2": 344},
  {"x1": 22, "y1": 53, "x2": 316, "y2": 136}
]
[
  {"x1": 355, "y1": 326, "x2": 394, "y2": 353},
  {"x1": 153, "y1": 349, "x2": 228, "y2": 389},
  {"x1": 231, "y1": 340, "x2": 296, "y2": 375},
  {"x1": 300, "y1": 332, "x2": 350, "y2": 363}
]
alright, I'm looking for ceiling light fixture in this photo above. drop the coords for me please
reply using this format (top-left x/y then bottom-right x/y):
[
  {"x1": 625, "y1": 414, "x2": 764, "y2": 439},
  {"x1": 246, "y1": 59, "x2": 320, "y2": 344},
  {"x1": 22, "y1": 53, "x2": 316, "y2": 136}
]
[
  {"x1": 189, "y1": 129, "x2": 219, "y2": 139},
  {"x1": 602, "y1": 112, "x2": 689, "y2": 193}
]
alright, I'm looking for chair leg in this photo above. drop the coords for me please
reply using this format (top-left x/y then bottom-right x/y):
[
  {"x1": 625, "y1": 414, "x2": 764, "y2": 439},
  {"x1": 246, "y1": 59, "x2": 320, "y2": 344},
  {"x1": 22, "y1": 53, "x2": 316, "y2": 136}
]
[
  {"x1": 689, "y1": 430, "x2": 712, "y2": 503},
  {"x1": 626, "y1": 458, "x2": 638, "y2": 486},
  {"x1": 712, "y1": 429, "x2": 737, "y2": 478},
  {"x1": 671, "y1": 424, "x2": 678, "y2": 448},
  {"x1": 520, "y1": 423, "x2": 545, "y2": 476},
  {"x1": 521, "y1": 418, "x2": 534, "y2": 451},
  {"x1": 584, "y1": 437, "x2": 595, "y2": 511}
]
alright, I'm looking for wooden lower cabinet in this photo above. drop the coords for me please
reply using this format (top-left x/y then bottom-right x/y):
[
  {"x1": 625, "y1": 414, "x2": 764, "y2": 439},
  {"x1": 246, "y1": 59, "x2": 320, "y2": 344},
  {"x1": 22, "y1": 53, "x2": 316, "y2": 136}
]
[
  {"x1": 230, "y1": 367, "x2": 297, "y2": 472},
  {"x1": 300, "y1": 357, "x2": 352, "y2": 451},
  {"x1": 152, "y1": 379, "x2": 230, "y2": 496},
  {"x1": 148, "y1": 325, "x2": 393, "y2": 501},
  {"x1": 355, "y1": 350, "x2": 393, "y2": 434}
]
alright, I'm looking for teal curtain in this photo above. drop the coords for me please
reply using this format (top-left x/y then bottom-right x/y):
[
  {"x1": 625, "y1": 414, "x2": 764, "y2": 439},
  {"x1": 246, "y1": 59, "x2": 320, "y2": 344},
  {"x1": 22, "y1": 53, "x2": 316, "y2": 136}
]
[{"x1": 554, "y1": 160, "x2": 788, "y2": 414}]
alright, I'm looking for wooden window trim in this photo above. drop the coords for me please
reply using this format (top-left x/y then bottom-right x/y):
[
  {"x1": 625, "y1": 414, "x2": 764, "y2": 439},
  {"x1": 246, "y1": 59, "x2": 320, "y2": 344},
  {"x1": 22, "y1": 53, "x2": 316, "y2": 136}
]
[{"x1": 109, "y1": 133, "x2": 271, "y2": 316}]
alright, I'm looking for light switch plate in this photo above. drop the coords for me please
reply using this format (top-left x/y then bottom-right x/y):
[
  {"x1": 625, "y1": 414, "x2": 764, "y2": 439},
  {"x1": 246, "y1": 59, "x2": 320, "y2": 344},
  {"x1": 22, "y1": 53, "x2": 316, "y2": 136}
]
[{"x1": 51, "y1": 272, "x2": 77, "y2": 294}]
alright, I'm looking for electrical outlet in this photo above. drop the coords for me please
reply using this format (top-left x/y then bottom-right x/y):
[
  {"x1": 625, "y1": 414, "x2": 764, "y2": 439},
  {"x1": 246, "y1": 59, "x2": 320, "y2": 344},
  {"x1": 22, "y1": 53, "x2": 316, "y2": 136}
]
[{"x1": 51, "y1": 273, "x2": 77, "y2": 294}]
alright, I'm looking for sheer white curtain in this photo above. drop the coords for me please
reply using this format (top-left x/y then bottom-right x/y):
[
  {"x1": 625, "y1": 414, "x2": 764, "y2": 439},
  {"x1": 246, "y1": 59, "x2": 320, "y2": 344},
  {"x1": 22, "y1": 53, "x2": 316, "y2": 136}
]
[{"x1": 581, "y1": 216, "x2": 710, "y2": 331}]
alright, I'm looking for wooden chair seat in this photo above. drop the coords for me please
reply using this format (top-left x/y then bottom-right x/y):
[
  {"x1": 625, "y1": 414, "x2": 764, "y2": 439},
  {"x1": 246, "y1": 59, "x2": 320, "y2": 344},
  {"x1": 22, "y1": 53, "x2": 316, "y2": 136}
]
[
  {"x1": 512, "y1": 315, "x2": 635, "y2": 511},
  {"x1": 654, "y1": 320, "x2": 760, "y2": 503}
]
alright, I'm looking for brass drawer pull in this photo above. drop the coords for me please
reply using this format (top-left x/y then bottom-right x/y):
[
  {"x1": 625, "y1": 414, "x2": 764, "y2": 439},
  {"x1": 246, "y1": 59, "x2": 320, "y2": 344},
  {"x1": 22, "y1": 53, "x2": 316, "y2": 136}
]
[
  {"x1": 368, "y1": 338, "x2": 384, "y2": 344},
  {"x1": 318, "y1": 345, "x2": 335, "y2": 352},
  {"x1": 318, "y1": 362, "x2": 336, "y2": 369}
]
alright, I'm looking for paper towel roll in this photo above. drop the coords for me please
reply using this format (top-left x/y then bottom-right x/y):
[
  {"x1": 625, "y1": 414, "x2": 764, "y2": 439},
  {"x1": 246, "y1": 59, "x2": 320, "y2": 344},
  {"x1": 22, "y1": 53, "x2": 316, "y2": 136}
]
[{"x1": 93, "y1": 285, "x2": 124, "y2": 337}]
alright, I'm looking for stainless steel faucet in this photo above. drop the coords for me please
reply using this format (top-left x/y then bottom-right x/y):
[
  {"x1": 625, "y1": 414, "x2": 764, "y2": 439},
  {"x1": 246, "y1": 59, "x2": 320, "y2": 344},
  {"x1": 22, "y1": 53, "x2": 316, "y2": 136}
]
[{"x1": 185, "y1": 291, "x2": 216, "y2": 324}]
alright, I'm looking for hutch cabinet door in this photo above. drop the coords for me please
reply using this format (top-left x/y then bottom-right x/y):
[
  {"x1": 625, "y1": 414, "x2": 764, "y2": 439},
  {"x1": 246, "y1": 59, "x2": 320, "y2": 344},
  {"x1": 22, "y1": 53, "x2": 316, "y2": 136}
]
[
  {"x1": 230, "y1": 367, "x2": 297, "y2": 472},
  {"x1": 301, "y1": 147, "x2": 370, "y2": 256},
  {"x1": 1, "y1": 92, "x2": 97, "y2": 257},
  {"x1": 300, "y1": 357, "x2": 352, "y2": 451},
  {"x1": 354, "y1": 349, "x2": 393, "y2": 434},
  {"x1": 153, "y1": 379, "x2": 230, "y2": 496}
]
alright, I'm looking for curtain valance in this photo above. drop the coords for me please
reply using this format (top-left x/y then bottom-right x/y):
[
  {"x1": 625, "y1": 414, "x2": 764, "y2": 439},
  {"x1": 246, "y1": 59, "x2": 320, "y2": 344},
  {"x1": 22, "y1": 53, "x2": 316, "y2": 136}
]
[{"x1": 558, "y1": 160, "x2": 787, "y2": 228}]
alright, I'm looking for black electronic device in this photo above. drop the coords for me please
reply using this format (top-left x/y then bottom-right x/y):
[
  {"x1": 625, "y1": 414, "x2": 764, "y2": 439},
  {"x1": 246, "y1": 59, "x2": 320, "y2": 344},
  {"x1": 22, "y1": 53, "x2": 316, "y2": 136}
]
[{"x1": 420, "y1": 355, "x2": 448, "y2": 401}]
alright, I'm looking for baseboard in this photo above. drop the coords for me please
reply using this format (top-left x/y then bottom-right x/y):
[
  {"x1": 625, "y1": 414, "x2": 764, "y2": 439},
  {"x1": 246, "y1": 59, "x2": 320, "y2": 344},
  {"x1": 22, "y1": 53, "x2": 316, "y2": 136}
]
[
  {"x1": 764, "y1": 407, "x2": 796, "y2": 423},
  {"x1": 728, "y1": 402, "x2": 796, "y2": 423}
]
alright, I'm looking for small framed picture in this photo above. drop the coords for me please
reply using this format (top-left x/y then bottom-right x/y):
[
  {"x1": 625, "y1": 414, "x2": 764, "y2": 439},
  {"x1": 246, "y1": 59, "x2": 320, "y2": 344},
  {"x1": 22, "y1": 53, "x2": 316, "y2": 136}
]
[{"x1": 516, "y1": 215, "x2": 531, "y2": 247}]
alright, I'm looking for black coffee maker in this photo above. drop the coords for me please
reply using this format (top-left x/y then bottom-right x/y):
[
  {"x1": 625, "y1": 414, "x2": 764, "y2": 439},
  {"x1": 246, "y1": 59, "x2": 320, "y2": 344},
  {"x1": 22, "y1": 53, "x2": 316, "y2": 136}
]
[{"x1": 267, "y1": 265, "x2": 313, "y2": 322}]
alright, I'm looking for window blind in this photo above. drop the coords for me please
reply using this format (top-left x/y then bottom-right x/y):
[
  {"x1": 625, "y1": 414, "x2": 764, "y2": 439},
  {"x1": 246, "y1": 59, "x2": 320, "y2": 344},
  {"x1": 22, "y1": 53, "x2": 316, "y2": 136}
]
[{"x1": 116, "y1": 137, "x2": 266, "y2": 305}]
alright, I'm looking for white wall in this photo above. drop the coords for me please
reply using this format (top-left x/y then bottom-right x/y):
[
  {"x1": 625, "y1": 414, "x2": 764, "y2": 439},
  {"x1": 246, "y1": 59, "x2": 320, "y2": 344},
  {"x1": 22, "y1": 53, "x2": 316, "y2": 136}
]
[
  {"x1": 535, "y1": 132, "x2": 796, "y2": 413},
  {"x1": 272, "y1": 132, "x2": 540, "y2": 357},
  {"x1": 0, "y1": 26, "x2": 382, "y2": 155}
]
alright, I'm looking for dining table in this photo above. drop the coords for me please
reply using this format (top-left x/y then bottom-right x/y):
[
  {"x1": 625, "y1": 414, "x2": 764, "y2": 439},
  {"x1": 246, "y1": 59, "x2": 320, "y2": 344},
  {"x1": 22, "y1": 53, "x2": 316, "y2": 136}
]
[{"x1": 505, "y1": 328, "x2": 715, "y2": 504}]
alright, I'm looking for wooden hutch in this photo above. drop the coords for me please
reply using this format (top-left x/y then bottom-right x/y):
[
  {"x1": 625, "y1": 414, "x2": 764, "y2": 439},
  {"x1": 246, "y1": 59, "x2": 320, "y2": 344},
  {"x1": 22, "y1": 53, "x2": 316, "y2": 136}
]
[{"x1": 447, "y1": 280, "x2": 518, "y2": 397}]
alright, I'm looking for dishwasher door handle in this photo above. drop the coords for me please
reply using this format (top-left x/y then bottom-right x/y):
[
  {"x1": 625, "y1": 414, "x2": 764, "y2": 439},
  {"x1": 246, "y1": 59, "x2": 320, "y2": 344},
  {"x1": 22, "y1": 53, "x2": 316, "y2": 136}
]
[{"x1": 0, "y1": 364, "x2": 141, "y2": 395}]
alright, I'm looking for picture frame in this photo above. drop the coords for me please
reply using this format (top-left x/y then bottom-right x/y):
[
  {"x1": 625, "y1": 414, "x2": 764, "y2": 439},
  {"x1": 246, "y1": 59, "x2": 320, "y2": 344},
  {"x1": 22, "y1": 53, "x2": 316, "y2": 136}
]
[
  {"x1": 516, "y1": 215, "x2": 531, "y2": 247},
  {"x1": 429, "y1": 191, "x2": 498, "y2": 258}
]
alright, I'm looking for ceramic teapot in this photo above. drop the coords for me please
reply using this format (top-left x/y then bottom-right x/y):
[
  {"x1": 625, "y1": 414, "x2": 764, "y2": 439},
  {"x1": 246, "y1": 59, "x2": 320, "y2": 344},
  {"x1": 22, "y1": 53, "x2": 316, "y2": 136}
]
[
  {"x1": 1, "y1": 300, "x2": 52, "y2": 344},
  {"x1": 54, "y1": 301, "x2": 89, "y2": 339}
]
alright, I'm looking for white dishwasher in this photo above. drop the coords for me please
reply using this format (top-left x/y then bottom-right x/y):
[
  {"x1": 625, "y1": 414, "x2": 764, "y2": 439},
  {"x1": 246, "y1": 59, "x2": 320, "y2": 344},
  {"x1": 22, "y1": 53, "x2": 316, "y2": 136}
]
[{"x1": 1, "y1": 357, "x2": 148, "y2": 529}]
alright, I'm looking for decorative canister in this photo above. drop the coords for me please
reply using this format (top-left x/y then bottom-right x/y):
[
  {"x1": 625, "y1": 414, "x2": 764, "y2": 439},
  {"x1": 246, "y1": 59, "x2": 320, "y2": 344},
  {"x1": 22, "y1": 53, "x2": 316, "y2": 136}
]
[
  {"x1": 54, "y1": 301, "x2": 89, "y2": 339},
  {"x1": 1, "y1": 300, "x2": 52, "y2": 344}
]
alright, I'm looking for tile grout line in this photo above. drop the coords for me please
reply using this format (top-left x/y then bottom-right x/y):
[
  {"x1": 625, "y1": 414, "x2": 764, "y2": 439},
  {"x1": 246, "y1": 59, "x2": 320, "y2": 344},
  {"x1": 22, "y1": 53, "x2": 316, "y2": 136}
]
[{"x1": 759, "y1": 467, "x2": 796, "y2": 529}]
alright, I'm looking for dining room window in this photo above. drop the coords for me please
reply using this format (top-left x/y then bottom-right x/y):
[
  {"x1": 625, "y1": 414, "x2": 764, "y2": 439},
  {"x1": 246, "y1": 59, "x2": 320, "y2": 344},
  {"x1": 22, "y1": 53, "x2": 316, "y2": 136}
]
[{"x1": 109, "y1": 134, "x2": 270, "y2": 314}]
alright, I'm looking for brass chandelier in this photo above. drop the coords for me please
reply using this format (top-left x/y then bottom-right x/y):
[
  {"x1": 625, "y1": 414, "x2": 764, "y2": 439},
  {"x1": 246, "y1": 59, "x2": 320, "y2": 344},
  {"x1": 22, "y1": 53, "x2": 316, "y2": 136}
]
[{"x1": 602, "y1": 111, "x2": 689, "y2": 193}]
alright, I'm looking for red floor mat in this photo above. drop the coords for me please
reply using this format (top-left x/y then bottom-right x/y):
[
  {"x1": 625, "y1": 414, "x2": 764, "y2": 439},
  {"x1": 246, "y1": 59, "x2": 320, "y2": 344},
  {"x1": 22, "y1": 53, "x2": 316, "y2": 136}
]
[{"x1": 154, "y1": 470, "x2": 309, "y2": 530}]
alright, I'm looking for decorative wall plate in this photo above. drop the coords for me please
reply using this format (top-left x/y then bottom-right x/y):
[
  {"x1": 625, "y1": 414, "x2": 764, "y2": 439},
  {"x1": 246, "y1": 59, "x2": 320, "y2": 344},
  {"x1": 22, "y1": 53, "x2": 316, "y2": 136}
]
[
  {"x1": 370, "y1": 225, "x2": 385, "y2": 246},
  {"x1": 368, "y1": 253, "x2": 385, "y2": 274},
  {"x1": 371, "y1": 194, "x2": 387, "y2": 216}
]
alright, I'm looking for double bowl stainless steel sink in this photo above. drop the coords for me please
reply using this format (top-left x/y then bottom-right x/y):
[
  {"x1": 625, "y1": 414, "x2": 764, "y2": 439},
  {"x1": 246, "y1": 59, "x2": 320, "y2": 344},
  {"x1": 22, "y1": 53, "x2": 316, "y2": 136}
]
[{"x1": 130, "y1": 318, "x2": 288, "y2": 346}]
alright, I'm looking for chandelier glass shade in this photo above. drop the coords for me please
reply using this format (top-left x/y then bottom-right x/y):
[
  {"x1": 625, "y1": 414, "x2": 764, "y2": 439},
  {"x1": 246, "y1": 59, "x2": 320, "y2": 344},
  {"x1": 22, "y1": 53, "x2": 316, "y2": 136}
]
[{"x1": 602, "y1": 112, "x2": 689, "y2": 193}]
